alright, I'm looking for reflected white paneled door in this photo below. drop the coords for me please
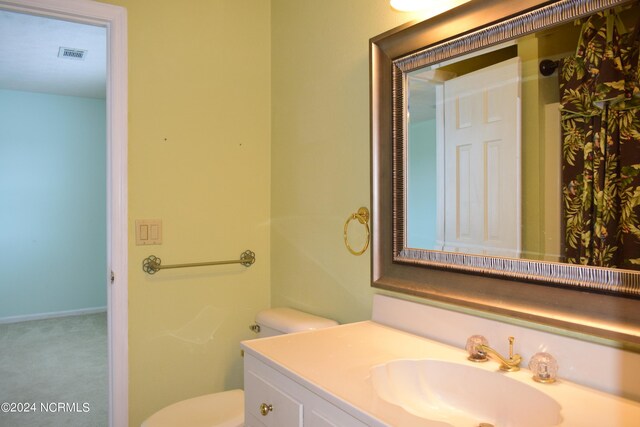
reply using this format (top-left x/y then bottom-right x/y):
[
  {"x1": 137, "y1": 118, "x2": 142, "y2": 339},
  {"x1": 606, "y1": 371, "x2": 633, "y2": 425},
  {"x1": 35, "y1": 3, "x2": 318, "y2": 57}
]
[{"x1": 442, "y1": 57, "x2": 521, "y2": 257}]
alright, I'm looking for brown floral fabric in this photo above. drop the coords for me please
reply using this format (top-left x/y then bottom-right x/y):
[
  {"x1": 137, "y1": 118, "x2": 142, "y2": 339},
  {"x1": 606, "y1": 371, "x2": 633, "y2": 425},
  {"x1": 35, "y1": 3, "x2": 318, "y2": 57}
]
[{"x1": 560, "y1": 9, "x2": 640, "y2": 270}]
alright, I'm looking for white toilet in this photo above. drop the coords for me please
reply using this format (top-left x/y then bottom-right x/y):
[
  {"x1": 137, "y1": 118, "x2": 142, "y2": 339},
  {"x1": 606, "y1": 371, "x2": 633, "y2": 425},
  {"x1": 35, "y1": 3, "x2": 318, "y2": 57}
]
[{"x1": 141, "y1": 307, "x2": 338, "y2": 427}]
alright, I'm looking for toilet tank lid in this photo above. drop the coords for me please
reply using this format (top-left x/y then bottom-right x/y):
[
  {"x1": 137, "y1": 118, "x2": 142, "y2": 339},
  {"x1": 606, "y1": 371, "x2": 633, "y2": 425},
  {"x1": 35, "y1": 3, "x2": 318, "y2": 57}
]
[{"x1": 256, "y1": 307, "x2": 338, "y2": 333}]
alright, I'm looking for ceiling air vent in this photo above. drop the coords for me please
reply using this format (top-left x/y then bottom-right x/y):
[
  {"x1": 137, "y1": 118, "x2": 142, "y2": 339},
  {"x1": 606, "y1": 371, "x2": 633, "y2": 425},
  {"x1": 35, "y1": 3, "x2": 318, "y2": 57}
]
[{"x1": 58, "y1": 47, "x2": 87, "y2": 60}]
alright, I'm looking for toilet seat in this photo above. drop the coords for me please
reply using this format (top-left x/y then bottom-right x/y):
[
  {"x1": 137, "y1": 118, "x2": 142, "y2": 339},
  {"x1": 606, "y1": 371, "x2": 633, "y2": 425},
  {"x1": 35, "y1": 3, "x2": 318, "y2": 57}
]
[{"x1": 141, "y1": 389, "x2": 244, "y2": 427}]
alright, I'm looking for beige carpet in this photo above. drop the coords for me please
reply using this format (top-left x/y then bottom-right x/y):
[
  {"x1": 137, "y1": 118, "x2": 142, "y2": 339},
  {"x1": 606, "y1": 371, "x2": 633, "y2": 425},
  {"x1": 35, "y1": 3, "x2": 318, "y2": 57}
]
[{"x1": 0, "y1": 313, "x2": 108, "y2": 427}]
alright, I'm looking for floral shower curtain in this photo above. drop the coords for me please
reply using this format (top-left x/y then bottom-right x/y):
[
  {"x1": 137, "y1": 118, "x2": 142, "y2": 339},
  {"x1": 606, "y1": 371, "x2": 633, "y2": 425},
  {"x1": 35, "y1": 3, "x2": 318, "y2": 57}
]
[{"x1": 559, "y1": 9, "x2": 640, "y2": 270}]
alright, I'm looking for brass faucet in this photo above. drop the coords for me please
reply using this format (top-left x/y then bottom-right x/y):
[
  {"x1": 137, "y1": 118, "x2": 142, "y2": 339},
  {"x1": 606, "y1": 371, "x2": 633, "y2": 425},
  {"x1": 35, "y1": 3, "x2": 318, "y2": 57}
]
[{"x1": 468, "y1": 336, "x2": 522, "y2": 372}]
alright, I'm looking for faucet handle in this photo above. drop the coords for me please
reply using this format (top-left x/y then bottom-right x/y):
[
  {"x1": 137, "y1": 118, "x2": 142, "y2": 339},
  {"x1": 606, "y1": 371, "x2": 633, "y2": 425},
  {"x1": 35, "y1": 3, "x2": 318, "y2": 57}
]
[
  {"x1": 529, "y1": 352, "x2": 558, "y2": 383},
  {"x1": 466, "y1": 335, "x2": 489, "y2": 362}
]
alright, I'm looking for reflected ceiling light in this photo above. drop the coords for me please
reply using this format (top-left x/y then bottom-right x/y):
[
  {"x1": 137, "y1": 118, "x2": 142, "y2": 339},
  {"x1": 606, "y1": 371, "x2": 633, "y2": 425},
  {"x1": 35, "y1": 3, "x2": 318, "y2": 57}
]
[{"x1": 390, "y1": 0, "x2": 429, "y2": 11}]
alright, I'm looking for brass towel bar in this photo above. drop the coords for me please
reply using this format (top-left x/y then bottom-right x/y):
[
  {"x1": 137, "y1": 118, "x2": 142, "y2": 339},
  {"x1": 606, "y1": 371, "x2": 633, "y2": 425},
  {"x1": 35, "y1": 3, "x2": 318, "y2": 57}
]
[{"x1": 142, "y1": 250, "x2": 255, "y2": 274}]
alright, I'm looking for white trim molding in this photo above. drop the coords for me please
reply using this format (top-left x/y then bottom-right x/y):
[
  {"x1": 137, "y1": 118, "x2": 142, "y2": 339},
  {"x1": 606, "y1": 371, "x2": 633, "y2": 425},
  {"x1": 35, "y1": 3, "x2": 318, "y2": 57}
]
[
  {"x1": 0, "y1": 307, "x2": 107, "y2": 325},
  {"x1": 0, "y1": 1, "x2": 129, "y2": 426}
]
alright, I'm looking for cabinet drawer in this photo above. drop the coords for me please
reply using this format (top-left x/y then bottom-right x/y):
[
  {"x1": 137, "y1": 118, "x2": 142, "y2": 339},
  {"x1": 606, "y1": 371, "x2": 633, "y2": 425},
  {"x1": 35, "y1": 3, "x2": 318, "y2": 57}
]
[
  {"x1": 305, "y1": 399, "x2": 369, "y2": 427},
  {"x1": 245, "y1": 369, "x2": 303, "y2": 427}
]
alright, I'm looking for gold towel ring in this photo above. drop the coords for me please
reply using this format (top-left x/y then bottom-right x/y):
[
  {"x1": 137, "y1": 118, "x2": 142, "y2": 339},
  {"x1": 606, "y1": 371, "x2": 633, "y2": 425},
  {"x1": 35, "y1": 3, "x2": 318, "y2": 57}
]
[{"x1": 344, "y1": 207, "x2": 370, "y2": 256}]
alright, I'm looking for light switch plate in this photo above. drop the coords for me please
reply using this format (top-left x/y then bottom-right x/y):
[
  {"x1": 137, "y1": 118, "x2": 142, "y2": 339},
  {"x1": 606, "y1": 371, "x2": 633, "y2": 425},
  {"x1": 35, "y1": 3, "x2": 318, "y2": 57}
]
[{"x1": 136, "y1": 219, "x2": 162, "y2": 245}]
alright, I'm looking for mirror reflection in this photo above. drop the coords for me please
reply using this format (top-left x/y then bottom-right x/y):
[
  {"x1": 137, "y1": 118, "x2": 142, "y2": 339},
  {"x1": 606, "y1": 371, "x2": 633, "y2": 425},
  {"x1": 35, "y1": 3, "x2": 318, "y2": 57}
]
[{"x1": 406, "y1": 4, "x2": 640, "y2": 270}]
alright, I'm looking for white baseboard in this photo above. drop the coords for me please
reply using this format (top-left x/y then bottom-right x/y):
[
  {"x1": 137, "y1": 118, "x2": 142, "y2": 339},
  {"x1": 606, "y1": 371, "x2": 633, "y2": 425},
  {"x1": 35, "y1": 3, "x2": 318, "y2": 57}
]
[{"x1": 0, "y1": 306, "x2": 107, "y2": 324}]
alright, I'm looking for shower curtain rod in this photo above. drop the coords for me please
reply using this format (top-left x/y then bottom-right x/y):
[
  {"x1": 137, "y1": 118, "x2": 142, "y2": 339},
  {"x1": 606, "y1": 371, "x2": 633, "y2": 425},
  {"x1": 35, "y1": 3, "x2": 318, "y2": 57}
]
[{"x1": 539, "y1": 59, "x2": 559, "y2": 76}]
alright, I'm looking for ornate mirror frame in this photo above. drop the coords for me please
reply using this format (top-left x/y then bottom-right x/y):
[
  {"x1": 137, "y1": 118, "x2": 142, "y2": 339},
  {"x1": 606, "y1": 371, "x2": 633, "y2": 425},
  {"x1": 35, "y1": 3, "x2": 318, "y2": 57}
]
[{"x1": 371, "y1": 0, "x2": 640, "y2": 348}]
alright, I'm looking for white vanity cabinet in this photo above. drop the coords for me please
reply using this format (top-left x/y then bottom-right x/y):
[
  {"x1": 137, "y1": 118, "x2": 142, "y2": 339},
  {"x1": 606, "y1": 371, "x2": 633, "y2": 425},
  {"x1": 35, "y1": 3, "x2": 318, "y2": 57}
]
[
  {"x1": 244, "y1": 353, "x2": 368, "y2": 427},
  {"x1": 241, "y1": 303, "x2": 640, "y2": 427}
]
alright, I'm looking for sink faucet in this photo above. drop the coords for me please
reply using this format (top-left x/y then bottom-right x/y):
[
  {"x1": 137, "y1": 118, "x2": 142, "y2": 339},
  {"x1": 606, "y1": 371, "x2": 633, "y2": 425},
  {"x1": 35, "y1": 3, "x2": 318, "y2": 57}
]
[{"x1": 466, "y1": 335, "x2": 522, "y2": 372}]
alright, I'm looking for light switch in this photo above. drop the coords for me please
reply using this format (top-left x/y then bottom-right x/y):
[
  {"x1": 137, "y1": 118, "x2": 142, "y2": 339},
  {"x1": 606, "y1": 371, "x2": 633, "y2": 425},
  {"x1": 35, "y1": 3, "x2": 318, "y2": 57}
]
[
  {"x1": 136, "y1": 219, "x2": 162, "y2": 245},
  {"x1": 150, "y1": 224, "x2": 159, "y2": 240},
  {"x1": 140, "y1": 225, "x2": 149, "y2": 240}
]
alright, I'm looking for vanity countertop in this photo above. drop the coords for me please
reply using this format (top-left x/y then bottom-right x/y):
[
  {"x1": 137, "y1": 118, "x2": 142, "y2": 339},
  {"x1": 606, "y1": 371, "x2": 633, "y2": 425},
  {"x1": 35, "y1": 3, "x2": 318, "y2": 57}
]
[{"x1": 241, "y1": 320, "x2": 640, "y2": 426}]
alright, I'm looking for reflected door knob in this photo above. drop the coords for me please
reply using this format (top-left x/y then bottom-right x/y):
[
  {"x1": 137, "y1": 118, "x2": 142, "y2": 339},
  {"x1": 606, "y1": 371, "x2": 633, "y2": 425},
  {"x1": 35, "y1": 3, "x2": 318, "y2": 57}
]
[{"x1": 259, "y1": 403, "x2": 273, "y2": 416}]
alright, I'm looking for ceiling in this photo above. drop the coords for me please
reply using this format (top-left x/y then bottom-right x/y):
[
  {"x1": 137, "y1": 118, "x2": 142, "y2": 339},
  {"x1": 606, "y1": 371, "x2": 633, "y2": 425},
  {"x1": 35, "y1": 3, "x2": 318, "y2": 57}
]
[{"x1": 0, "y1": 10, "x2": 106, "y2": 99}]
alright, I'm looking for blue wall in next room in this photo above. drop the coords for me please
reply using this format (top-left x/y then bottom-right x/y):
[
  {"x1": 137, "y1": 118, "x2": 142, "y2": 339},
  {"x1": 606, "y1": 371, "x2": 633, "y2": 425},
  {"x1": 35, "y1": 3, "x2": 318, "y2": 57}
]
[
  {"x1": 0, "y1": 89, "x2": 106, "y2": 321},
  {"x1": 408, "y1": 118, "x2": 438, "y2": 249}
]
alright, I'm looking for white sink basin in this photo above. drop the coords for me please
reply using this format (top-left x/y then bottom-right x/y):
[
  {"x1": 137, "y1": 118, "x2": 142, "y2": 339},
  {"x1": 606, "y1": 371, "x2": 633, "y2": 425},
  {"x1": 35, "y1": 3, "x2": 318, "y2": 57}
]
[{"x1": 371, "y1": 359, "x2": 562, "y2": 427}]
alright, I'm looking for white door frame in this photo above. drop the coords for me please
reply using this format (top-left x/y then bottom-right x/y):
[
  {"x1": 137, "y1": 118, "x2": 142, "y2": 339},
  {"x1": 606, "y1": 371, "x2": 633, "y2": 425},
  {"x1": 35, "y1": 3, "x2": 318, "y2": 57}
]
[{"x1": 0, "y1": 1, "x2": 128, "y2": 426}]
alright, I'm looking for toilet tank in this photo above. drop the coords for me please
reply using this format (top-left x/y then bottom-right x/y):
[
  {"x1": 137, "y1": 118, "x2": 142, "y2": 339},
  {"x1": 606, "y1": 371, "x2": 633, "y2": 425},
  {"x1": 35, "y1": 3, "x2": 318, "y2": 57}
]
[{"x1": 254, "y1": 307, "x2": 338, "y2": 338}]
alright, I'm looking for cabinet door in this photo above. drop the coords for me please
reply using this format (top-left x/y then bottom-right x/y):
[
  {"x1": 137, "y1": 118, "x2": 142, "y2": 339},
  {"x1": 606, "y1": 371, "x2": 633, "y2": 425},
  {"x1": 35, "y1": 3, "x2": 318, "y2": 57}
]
[{"x1": 245, "y1": 369, "x2": 303, "y2": 427}]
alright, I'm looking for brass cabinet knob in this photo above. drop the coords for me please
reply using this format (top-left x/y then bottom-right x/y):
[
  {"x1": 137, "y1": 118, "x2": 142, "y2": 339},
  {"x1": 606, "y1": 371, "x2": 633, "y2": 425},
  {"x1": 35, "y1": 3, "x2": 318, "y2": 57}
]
[{"x1": 259, "y1": 403, "x2": 273, "y2": 416}]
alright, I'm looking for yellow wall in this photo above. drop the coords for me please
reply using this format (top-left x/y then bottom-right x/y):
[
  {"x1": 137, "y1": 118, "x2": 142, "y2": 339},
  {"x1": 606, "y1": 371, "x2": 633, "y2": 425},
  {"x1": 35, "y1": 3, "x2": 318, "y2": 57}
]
[
  {"x1": 270, "y1": 0, "x2": 468, "y2": 324},
  {"x1": 102, "y1": 1, "x2": 270, "y2": 425},
  {"x1": 98, "y1": 0, "x2": 468, "y2": 424}
]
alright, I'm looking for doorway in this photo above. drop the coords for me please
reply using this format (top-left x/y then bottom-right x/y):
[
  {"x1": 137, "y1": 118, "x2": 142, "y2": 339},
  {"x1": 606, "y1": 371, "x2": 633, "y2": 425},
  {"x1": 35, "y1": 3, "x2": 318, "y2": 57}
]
[{"x1": 0, "y1": 0, "x2": 128, "y2": 426}]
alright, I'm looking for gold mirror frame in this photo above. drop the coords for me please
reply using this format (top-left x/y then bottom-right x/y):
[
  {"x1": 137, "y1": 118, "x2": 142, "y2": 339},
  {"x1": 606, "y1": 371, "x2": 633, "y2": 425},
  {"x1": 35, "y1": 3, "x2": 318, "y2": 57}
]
[{"x1": 371, "y1": 0, "x2": 640, "y2": 348}]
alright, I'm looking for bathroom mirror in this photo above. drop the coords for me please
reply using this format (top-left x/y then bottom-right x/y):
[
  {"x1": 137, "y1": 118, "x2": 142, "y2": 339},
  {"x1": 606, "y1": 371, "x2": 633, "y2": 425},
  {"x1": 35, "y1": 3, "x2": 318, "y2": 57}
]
[{"x1": 371, "y1": 0, "x2": 640, "y2": 347}]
